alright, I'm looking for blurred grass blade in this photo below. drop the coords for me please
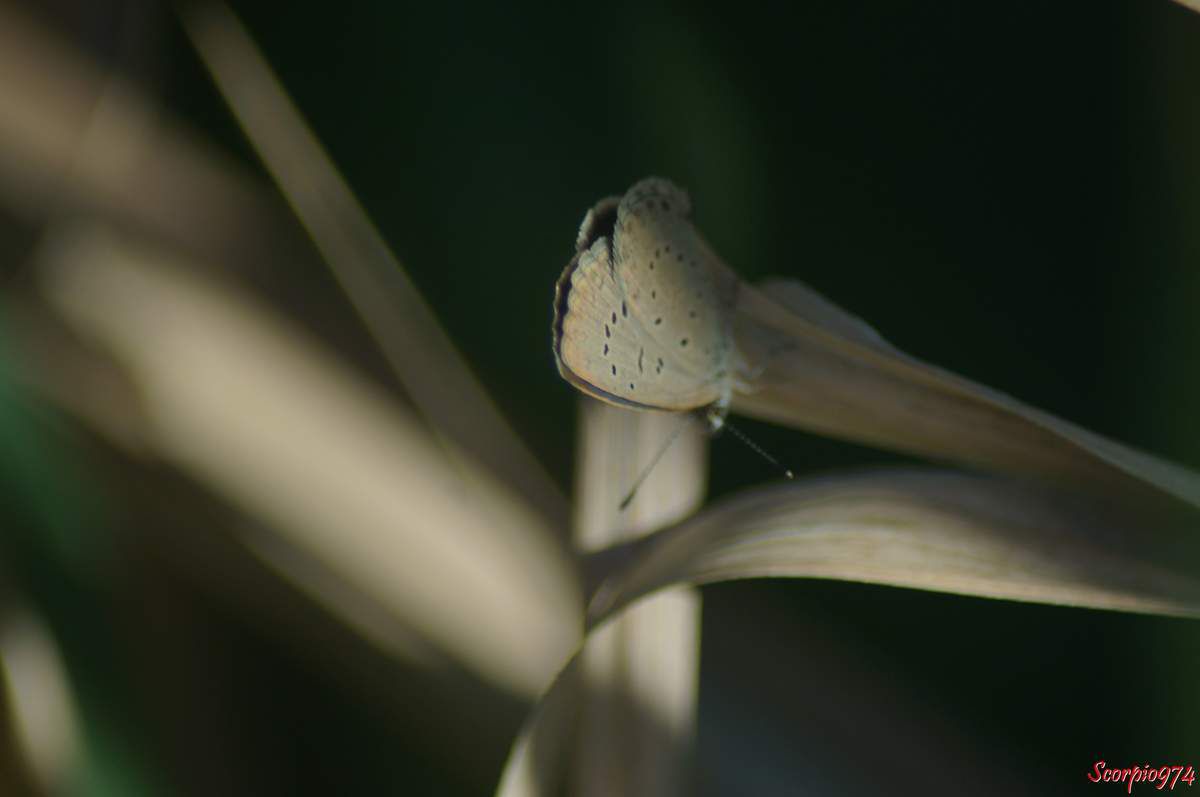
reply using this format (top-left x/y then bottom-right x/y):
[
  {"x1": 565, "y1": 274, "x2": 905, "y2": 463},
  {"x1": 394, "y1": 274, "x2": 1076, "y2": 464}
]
[
  {"x1": 178, "y1": 2, "x2": 569, "y2": 526},
  {"x1": 34, "y1": 224, "x2": 580, "y2": 697},
  {"x1": 732, "y1": 277, "x2": 1200, "y2": 512},
  {"x1": 0, "y1": 3, "x2": 284, "y2": 272},
  {"x1": 571, "y1": 401, "x2": 705, "y2": 797},
  {"x1": 0, "y1": 607, "x2": 81, "y2": 795},
  {"x1": 501, "y1": 467, "x2": 1200, "y2": 794}
]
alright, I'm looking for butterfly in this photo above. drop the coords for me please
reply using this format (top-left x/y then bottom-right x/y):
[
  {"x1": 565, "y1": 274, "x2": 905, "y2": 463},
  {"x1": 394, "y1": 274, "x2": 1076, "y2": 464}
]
[{"x1": 552, "y1": 177, "x2": 741, "y2": 429}]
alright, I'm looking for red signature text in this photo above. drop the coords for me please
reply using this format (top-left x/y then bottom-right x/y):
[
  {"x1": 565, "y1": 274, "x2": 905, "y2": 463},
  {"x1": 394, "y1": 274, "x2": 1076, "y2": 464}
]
[{"x1": 1088, "y1": 761, "x2": 1196, "y2": 792}]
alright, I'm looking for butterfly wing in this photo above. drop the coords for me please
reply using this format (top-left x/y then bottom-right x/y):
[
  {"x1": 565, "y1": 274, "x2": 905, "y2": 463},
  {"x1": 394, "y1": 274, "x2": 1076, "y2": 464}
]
[
  {"x1": 611, "y1": 178, "x2": 737, "y2": 405},
  {"x1": 553, "y1": 239, "x2": 676, "y2": 410},
  {"x1": 552, "y1": 179, "x2": 738, "y2": 413}
]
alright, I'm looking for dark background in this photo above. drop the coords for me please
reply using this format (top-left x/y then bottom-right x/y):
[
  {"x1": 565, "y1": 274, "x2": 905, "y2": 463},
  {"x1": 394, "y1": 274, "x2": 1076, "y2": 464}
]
[{"x1": 5, "y1": 0, "x2": 1200, "y2": 794}]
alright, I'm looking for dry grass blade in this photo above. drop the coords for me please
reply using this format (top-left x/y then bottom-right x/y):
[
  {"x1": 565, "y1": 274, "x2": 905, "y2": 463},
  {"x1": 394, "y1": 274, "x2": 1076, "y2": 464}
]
[
  {"x1": 501, "y1": 467, "x2": 1200, "y2": 793},
  {"x1": 495, "y1": 650, "x2": 584, "y2": 797},
  {"x1": 178, "y1": 2, "x2": 568, "y2": 526},
  {"x1": 587, "y1": 469, "x2": 1200, "y2": 625},
  {"x1": 33, "y1": 224, "x2": 579, "y2": 697},
  {"x1": 570, "y1": 401, "x2": 705, "y2": 797},
  {"x1": 732, "y1": 278, "x2": 1200, "y2": 512}
]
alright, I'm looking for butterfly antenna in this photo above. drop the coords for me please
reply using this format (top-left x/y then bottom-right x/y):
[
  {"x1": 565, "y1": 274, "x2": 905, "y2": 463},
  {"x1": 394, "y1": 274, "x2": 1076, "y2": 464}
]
[
  {"x1": 722, "y1": 421, "x2": 794, "y2": 479},
  {"x1": 619, "y1": 415, "x2": 692, "y2": 511}
]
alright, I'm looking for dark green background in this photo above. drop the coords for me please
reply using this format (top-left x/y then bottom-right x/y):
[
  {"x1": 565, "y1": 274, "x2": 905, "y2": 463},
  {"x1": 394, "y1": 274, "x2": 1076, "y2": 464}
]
[{"x1": 7, "y1": 0, "x2": 1200, "y2": 794}]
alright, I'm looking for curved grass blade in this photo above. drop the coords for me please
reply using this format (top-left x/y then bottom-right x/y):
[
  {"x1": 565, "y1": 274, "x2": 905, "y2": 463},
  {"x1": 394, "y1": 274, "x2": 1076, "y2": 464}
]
[
  {"x1": 499, "y1": 467, "x2": 1200, "y2": 795},
  {"x1": 587, "y1": 468, "x2": 1200, "y2": 625}
]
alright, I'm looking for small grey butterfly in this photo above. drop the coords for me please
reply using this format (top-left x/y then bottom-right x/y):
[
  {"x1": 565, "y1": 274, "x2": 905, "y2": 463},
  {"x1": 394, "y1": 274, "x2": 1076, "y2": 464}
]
[{"x1": 552, "y1": 177, "x2": 740, "y2": 428}]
